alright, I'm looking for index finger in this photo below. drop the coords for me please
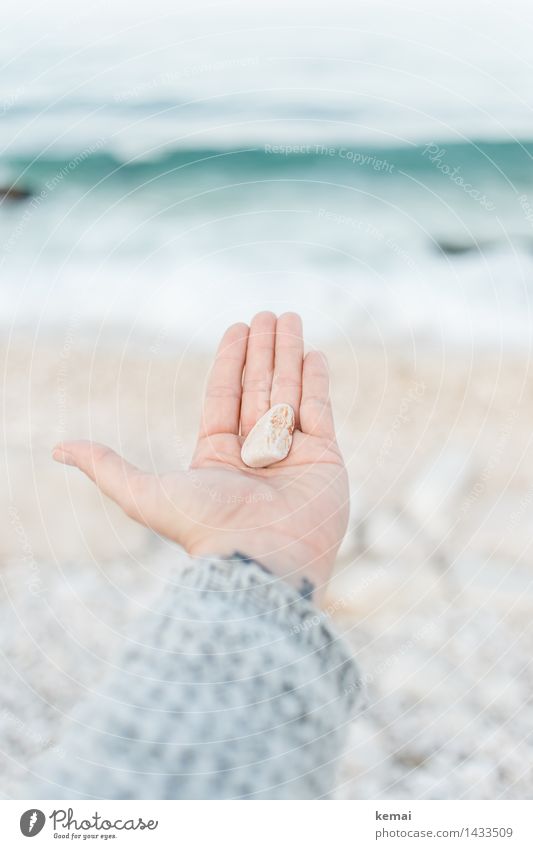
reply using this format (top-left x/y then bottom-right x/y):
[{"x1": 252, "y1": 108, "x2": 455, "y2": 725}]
[{"x1": 199, "y1": 322, "x2": 249, "y2": 436}]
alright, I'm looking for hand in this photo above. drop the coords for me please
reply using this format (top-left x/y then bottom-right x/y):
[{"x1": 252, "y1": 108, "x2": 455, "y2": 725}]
[{"x1": 52, "y1": 312, "x2": 349, "y2": 601}]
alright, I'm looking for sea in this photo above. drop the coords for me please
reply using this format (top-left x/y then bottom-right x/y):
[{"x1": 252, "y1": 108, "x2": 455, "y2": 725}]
[{"x1": 1, "y1": 0, "x2": 533, "y2": 351}]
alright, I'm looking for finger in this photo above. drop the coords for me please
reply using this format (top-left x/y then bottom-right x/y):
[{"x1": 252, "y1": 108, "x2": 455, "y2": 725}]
[
  {"x1": 52, "y1": 440, "x2": 148, "y2": 521},
  {"x1": 270, "y1": 312, "x2": 303, "y2": 427},
  {"x1": 199, "y1": 322, "x2": 249, "y2": 436},
  {"x1": 300, "y1": 351, "x2": 336, "y2": 439},
  {"x1": 240, "y1": 311, "x2": 276, "y2": 436}
]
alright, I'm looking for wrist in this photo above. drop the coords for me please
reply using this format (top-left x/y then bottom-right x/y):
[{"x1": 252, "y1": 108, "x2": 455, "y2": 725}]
[{"x1": 187, "y1": 534, "x2": 334, "y2": 604}]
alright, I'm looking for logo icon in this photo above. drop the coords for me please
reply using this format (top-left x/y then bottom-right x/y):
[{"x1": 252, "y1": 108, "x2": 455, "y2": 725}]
[{"x1": 20, "y1": 810, "x2": 46, "y2": 837}]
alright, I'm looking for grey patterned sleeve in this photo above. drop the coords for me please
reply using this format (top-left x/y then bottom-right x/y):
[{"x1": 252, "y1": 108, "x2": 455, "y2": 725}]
[{"x1": 23, "y1": 555, "x2": 361, "y2": 800}]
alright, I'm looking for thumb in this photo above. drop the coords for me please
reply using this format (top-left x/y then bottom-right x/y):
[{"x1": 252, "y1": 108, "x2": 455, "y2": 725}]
[{"x1": 52, "y1": 440, "x2": 147, "y2": 522}]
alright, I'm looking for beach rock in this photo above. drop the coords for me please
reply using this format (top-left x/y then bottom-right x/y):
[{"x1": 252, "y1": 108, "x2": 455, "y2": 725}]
[
  {"x1": 364, "y1": 508, "x2": 412, "y2": 559},
  {"x1": 435, "y1": 237, "x2": 533, "y2": 256},
  {"x1": 407, "y1": 447, "x2": 470, "y2": 537},
  {"x1": 0, "y1": 186, "x2": 32, "y2": 201},
  {"x1": 241, "y1": 403, "x2": 295, "y2": 468}
]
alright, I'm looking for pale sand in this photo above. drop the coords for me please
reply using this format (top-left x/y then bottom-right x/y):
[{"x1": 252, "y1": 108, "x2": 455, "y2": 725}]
[{"x1": 1, "y1": 331, "x2": 532, "y2": 798}]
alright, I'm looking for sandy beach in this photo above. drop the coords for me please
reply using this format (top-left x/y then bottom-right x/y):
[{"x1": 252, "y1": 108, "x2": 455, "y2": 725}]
[{"x1": 1, "y1": 330, "x2": 532, "y2": 799}]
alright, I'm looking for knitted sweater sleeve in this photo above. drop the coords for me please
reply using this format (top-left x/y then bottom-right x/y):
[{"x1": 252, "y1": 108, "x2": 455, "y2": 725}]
[{"x1": 23, "y1": 555, "x2": 361, "y2": 800}]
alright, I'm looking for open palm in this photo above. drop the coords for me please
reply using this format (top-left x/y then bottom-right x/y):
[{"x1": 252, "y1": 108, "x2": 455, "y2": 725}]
[{"x1": 53, "y1": 313, "x2": 349, "y2": 598}]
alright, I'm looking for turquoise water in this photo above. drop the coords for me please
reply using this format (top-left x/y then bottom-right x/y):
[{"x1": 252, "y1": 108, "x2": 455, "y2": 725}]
[{"x1": 1, "y1": 0, "x2": 533, "y2": 349}]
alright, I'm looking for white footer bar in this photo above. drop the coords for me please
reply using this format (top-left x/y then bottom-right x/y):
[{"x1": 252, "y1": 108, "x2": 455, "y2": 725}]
[{"x1": 1, "y1": 800, "x2": 531, "y2": 847}]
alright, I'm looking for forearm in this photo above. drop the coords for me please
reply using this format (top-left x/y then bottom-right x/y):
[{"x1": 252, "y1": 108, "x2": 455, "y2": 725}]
[{"x1": 22, "y1": 554, "x2": 360, "y2": 800}]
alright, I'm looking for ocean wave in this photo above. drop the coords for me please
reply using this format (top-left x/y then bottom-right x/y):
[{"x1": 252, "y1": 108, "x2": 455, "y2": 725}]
[{"x1": 2, "y1": 140, "x2": 533, "y2": 190}]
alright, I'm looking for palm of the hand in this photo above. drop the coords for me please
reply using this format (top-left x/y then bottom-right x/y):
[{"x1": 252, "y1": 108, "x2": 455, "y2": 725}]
[{"x1": 176, "y1": 431, "x2": 348, "y2": 571}]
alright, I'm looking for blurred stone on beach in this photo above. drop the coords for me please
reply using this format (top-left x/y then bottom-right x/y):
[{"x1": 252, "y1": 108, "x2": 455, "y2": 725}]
[
  {"x1": 0, "y1": 331, "x2": 532, "y2": 799},
  {"x1": 0, "y1": 186, "x2": 31, "y2": 201}
]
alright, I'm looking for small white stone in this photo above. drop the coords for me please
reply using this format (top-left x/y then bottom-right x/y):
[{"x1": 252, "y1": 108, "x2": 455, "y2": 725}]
[{"x1": 241, "y1": 403, "x2": 295, "y2": 468}]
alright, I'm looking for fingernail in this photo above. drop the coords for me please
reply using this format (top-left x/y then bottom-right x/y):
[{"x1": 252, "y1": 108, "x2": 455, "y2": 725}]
[{"x1": 52, "y1": 448, "x2": 76, "y2": 467}]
